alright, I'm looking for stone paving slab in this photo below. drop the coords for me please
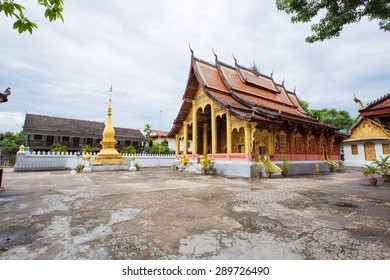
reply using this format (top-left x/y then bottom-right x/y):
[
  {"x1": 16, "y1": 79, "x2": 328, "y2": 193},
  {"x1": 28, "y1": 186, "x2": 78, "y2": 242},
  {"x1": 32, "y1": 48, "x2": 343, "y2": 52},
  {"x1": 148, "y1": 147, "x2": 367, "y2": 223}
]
[{"x1": 0, "y1": 168, "x2": 389, "y2": 260}]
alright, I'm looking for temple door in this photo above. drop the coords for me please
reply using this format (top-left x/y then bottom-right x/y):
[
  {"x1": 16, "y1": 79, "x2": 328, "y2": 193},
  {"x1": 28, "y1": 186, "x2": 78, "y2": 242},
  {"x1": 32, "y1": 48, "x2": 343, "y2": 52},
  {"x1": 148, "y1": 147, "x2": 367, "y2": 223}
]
[
  {"x1": 254, "y1": 128, "x2": 269, "y2": 159},
  {"x1": 364, "y1": 142, "x2": 376, "y2": 161}
]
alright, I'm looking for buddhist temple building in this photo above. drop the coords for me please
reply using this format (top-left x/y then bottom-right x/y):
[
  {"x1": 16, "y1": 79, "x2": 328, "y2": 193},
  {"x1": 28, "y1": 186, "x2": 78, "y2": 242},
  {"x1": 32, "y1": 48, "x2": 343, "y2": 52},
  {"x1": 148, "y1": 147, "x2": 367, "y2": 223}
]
[
  {"x1": 168, "y1": 52, "x2": 346, "y2": 176},
  {"x1": 343, "y1": 93, "x2": 390, "y2": 166}
]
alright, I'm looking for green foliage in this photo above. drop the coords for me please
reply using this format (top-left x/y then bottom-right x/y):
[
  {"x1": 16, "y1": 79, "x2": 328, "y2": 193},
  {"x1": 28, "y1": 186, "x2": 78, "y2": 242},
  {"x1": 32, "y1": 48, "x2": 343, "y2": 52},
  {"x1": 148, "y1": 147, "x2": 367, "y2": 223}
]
[
  {"x1": 276, "y1": 0, "x2": 390, "y2": 43},
  {"x1": 0, "y1": 0, "x2": 64, "y2": 34},
  {"x1": 362, "y1": 164, "x2": 379, "y2": 178},
  {"x1": 50, "y1": 142, "x2": 67, "y2": 153},
  {"x1": 281, "y1": 158, "x2": 291, "y2": 172},
  {"x1": 372, "y1": 155, "x2": 390, "y2": 175},
  {"x1": 297, "y1": 98, "x2": 310, "y2": 113},
  {"x1": 123, "y1": 145, "x2": 137, "y2": 155},
  {"x1": 310, "y1": 108, "x2": 354, "y2": 131},
  {"x1": 0, "y1": 132, "x2": 26, "y2": 164},
  {"x1": 143, "y1": 123, "x2": 153, "y2": 151},
  {"x1": 80, "y1": 145, "x2": 93, "y2": 154},
  {"x1": 134, "y1": 162, "x2": 140, "y2": 171},
  {"x1": 76, "y1": 164, "x2": 85, "y2": 172},
  {"x1": 149, "y1": 139, "x2": 171, "y2": 154}
]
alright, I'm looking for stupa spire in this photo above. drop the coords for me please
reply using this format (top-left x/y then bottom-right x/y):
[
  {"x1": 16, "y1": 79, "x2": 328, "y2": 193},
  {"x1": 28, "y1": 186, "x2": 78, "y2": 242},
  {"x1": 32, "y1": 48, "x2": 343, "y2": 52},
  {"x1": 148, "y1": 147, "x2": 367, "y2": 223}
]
[
  {"x1": 91, "y1": 85, "x2": 126, "y2": 166},
  {"x1": 103, "y1": 84, "x2": 115, "y2": 140}
]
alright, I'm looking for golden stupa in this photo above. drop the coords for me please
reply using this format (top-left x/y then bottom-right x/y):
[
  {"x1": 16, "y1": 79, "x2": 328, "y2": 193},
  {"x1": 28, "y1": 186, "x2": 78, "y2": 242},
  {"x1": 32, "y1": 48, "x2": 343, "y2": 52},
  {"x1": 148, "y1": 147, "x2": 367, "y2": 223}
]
[{"x1": 92, "y1": 86, "x2": 126, "y2": 166}]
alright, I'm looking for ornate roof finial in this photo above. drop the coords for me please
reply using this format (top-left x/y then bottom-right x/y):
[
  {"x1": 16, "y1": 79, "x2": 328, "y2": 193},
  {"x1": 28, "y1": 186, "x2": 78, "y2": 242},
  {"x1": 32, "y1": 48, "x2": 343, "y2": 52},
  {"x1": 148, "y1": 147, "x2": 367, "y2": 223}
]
[
  {"x1": 189, "y1": 43, "x2": 194, "y2": 57},
  {"x1": 353, "y1": 93, "x2": 365, "y2": 110},
  {"x1": 212, "y1": 48, "x2": 218, "y2": 60},
  {"x1": 232, "y1": 53, "x2": 237, "y2": 64},
  {"x1": 294, "y1": 86, "x2": 296, "y2": 93},
  {"x1": 270, "y1": 70, "x2": 274, "y2": 78},
  {"x1": 282, "y1": 79, "x2": 285, "y2": 86}
]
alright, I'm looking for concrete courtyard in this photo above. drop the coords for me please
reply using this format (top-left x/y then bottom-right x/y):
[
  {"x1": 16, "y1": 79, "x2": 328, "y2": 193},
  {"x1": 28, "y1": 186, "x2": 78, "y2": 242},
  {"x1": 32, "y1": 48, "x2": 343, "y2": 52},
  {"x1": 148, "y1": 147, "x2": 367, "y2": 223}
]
[{"x1": 0, "y1": 167, "x2": 389, "y2": 260}]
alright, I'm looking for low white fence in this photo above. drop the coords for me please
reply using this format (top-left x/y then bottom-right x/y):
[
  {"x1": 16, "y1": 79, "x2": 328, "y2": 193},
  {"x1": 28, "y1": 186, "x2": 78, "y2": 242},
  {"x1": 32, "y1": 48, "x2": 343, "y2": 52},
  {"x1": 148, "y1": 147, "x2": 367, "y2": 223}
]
[{"x1": 14, "y1": 151, "x2": 176, "y2": 172}]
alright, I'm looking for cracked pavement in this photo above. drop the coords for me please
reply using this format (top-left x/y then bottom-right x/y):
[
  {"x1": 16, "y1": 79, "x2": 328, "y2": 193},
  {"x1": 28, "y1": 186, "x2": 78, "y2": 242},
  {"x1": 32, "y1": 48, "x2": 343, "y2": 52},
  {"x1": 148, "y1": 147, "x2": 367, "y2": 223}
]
[{"x1": 0, "y1": 168, "x2": 389, "y2": 259}]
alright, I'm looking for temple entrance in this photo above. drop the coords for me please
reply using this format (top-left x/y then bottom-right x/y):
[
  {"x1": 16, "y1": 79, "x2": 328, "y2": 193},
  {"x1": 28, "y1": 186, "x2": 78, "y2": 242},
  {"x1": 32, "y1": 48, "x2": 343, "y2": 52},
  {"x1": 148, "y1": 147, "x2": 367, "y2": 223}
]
[
  {"x1": 232, "y1": 128, "x2": 245, "y2": 153},
  {"x1": 364, "y1": 142, "x2": 376, "y2": 161},
  {"x1": 254, "y1": 128, "x2": 270, "y2": 159},
  {"x1": 259, "y1": 145, "x2": 267, "y2": 158}
]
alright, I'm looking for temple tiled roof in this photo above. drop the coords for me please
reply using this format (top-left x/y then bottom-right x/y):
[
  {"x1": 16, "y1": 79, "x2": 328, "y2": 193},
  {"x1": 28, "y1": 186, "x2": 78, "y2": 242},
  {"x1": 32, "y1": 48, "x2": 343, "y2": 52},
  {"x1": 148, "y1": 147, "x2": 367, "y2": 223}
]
[
  {"x1": 360, "y1": 93, "x2": 390, "y2": 117},
  {"x1": 169, "y1": 55, "x2": 337, "y2": 136},
  {"x1": 23, "y1": 114, "x2": 144, "y2": 139}
]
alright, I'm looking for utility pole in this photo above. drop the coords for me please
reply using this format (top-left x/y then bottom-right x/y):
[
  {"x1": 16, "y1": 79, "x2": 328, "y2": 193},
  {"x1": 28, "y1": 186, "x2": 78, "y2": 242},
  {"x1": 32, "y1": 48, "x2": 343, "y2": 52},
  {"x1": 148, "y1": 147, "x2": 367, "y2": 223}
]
[{"x1": 158, "y1": 110, "x2": 162, "y2": 166}]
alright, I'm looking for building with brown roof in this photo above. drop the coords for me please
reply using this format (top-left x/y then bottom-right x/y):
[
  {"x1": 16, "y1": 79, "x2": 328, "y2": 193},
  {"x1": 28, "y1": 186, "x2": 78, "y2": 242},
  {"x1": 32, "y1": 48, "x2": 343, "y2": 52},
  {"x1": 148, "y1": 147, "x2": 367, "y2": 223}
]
[
  {"x1": 168, "y1": 53, "x2": 346, "y2": 166},
  {"x1": 23, "y1": 114, "x2": 145, "y2": 153},
  {"x1": 343, "y1": 93, "x2": 390, "y2": 166},
  {"x1": 150, "y1": 130, "x2": 192, "y2": 153}
]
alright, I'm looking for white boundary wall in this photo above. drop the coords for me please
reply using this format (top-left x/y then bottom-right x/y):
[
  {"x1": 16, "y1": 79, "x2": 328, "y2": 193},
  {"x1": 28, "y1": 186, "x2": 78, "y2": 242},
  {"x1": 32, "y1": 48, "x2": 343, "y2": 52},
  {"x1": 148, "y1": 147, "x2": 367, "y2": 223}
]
[{"x1": 14, "y1": 151, "x2": 175, "y2": 171}]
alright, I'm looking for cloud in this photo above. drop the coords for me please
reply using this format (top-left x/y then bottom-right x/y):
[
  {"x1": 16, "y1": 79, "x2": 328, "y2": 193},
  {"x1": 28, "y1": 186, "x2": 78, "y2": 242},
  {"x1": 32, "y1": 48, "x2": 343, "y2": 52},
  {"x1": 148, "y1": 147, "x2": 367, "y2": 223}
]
[{"x1": 1, "y1": 0, "x2": 389, "y2": 133}]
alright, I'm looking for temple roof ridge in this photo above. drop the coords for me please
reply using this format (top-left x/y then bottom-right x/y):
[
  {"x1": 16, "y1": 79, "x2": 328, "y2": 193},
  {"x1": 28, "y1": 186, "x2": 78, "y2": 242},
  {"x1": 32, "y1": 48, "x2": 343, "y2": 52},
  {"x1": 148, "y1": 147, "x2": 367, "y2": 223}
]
[{"x1": 363, "y1": 93, "x2": 390, "y2": 110}]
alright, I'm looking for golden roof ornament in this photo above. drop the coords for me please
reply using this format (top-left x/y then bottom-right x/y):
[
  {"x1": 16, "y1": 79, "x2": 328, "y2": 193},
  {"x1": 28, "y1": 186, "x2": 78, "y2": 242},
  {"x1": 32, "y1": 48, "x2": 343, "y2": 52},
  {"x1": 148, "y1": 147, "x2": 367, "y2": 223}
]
[{"x1": 353, "y1": 93, "x2": 365, "y2": 110}]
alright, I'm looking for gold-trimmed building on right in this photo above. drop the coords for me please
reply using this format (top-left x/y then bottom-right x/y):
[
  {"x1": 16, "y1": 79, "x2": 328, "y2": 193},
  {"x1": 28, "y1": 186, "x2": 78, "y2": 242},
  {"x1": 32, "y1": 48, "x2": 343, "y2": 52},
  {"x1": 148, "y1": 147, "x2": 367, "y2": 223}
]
[{"x1": 343, "y1": 93, "x2": 390, "y2": 166}]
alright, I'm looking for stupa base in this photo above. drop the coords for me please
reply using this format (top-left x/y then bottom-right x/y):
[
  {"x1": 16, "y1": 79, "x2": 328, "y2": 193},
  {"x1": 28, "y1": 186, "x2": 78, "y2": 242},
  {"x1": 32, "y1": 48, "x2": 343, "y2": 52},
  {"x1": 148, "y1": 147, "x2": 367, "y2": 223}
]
[{"x1": 91, "y1": 164, "x2": 129, "y2": 172}]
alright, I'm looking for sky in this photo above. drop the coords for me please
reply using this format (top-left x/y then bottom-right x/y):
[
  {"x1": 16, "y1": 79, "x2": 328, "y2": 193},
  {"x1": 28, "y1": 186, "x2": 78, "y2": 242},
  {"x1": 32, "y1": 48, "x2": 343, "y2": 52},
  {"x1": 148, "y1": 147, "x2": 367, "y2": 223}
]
[{"x1": 1, "y1": 0, "x2": 389, "y2": 134}]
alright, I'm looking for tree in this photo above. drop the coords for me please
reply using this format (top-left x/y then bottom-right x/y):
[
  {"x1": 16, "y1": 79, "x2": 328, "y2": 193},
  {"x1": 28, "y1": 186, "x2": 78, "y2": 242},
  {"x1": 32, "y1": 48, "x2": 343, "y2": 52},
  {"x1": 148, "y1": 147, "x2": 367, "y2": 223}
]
[
  {"x1": 143, "y1": 124, "x2": 153, "y2": 151},
  {"x1": 276, "y1": 0, "x2": 390, "y2": 43},
  {"x1": 297, "y1": 99, "x2": 354, "y2": 130},
  {"x1": 149, "y1": 139, "x2": 171, "y2": 155},
  {"x1": 0, "y1": 131, "x2": 26, "y2": 164},
  {"x1": 122, "y1": 145, "x2": 137, "y2": 155},
  {"x1": 50, "y1": 142, "x2": 67, "y2": 153},
  {"x1": 0, "y1": 0, "x2": 64, "y2": 34},
  {"x1": 310, "y1": 108, "x2": 354, "y2": 131},
  {"x1": 80, "y1": 144, "x2": 93, "y2": 154},
  {"x1": 297, "y1": 97, "x2": 310, "y2": 112}
]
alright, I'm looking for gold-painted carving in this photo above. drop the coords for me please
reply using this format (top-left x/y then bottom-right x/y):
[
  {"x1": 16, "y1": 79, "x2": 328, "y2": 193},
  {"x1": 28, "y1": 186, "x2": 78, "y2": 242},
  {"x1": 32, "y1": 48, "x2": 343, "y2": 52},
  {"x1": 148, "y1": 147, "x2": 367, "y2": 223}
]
[{"x1": 350, "y1": 118, "x2": 388, "y2": 139}]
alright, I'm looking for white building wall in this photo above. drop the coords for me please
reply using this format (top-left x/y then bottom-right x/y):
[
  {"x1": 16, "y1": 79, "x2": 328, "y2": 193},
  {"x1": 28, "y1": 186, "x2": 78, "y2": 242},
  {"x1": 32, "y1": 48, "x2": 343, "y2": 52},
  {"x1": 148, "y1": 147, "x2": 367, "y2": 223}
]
[{"x1": 343, "y1": 140, "x2": 389, "y2": 167}]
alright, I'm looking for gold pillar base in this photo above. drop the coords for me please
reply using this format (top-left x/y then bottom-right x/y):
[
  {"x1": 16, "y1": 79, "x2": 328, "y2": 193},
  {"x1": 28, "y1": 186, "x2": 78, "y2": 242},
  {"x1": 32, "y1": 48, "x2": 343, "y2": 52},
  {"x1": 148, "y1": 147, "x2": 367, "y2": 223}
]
[
  {"x1": 92, "y1": 154, "x2": 126, "y2": 166},
  {"x1": 92, "y1": 139, "x2": 126, "y2": 166}
]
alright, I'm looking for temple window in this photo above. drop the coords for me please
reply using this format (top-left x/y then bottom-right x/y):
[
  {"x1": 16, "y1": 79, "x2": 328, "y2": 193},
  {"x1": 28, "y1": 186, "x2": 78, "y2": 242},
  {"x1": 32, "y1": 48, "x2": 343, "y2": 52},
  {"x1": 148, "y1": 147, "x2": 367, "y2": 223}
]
[
  {"x1": 34, "y1": 134, "x2": 42, "y2": 140},
  {"x1": 383, "y1": 143, "x2": 390, "y2": 154},
  {"x1": 351, "y1": 145, "x2": 358, "y2": 155},
  {"x1": 309, "y1": 137, "x2": 316, "y2": 153},
  {"x1": 332, "y1": 144, "x2": 337, "y2": 154},
  {"x1": 62, "y1": 136, "x2": 69, "y2": 141},
  {"x1": 296, "y1": 135, "x2": 303, "y2": 153},
  {"x1": 87, "y1": 138, "x2": 93, "y2": 144},
  {"x1": 133, "y1": 141, "x2": 138, "y2": 147},
  {"x1": 279, "y1": 133, "x2": 286, "y2": 153}
]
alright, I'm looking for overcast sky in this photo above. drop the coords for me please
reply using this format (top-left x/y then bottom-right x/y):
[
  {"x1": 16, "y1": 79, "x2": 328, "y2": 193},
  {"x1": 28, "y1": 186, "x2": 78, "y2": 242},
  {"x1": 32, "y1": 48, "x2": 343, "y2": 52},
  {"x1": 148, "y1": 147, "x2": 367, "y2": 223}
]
[{"x1": 1, "y1": 0, "x2": 389, "y2": 134}]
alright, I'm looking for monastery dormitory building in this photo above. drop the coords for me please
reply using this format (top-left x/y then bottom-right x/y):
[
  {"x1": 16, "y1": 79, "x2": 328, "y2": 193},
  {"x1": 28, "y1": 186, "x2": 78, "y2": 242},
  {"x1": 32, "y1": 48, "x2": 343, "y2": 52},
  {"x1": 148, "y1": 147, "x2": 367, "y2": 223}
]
[
  {"x1": 22, "y1": 113, "x2": 145, "y2": 153},
  {"x1": 168, "y1": 52, "x2": 347, "y2": 173}
]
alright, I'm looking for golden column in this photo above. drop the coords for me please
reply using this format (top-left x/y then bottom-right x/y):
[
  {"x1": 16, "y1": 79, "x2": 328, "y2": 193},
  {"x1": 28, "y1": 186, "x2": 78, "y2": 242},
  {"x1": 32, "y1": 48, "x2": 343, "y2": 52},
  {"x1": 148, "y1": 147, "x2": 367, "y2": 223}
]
[
  {"x1": 226, "y1": 112, "x2": 232, "y2": 154},
  {"x1": 175, "y1": 134, "x2": 180, "y2": 155},
  {"x1": 183, "y1": 121, "x2": 188, "y2": 155},
  {"x1": 244, "y1": 122, "x2": 251, "y2": 154},
  {"x1": 203, "y1": 122, "x2": 208, "y2": 154},
  {"x1": 192, "y1": 100, "x2": 198, "y2": 155},
  {"x1": 211, "y1": 102, "x2": 217, "y2": 154},
  {"x1": 92, "y1": 86, "x2": 126, "y2": 166}
]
